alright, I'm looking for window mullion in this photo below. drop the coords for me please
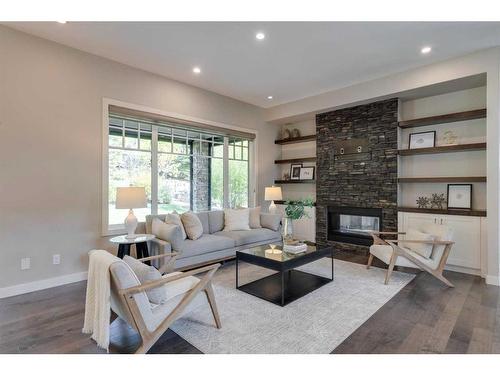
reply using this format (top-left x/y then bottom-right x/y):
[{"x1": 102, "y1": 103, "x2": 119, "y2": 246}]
[
  {"x1": 151, "y1": 126, "x2": 159, "y2": 215},
  {"x1": 223, "y1": 137, "x2": 229, "y2": 208}
]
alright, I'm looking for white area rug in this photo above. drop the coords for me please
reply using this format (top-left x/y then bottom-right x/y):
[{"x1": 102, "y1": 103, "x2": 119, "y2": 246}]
[{"x1": 170, "y1": 259, "x2": 414, "y2": 353}]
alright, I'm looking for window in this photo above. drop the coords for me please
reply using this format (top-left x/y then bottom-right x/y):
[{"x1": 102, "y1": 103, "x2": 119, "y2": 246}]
[{"x1": 106, "y1": 113, "x2": 254, "y2": 231}]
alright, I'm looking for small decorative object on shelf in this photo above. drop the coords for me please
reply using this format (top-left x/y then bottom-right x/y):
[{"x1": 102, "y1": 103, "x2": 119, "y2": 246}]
[
  {"x1": 283, "y1": 172, "x2": 290, "y2": 180},
  {"x1": 442, "y1": 130, "x2": 459, "y2": 145},
  {"x1": 430, "y1": 193, "x2": 446, "y2": 209},
  {"x1": 283, "y1": 198, "x2": 315, "y2": 242},
  {"x1": 416, "y1": 196, "x2": 430, "y2": 209},
  {"x1": 409, "y1": 130, "x2": 436, "y2": 149},
  {"x1": 292, "y1": 128, "x2": 301, "y2": 138},
  {"x1": 299, "y1": 166, "x2": 315, "y2": 180},
  {"x1": 290, "y1": 163, "x2": 302, "y2": 180},
  {"x1": 282, "y1": 129, "x2": 291, "y2": 139},
  {"x1": 447, "y1": 184, "x2": 472, "y2": 209}
]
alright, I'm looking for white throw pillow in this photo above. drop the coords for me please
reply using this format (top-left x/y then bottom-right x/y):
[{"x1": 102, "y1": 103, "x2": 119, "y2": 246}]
[
  {"x1": 181, "y1": 211, "x2": 204, "y2": 240},
  {"x1": 249, "y1": 206, "x2": 262, "y2": 229},
  {"x1": 223, "y1": 208, "x2": 250, "y2": 231},
  {"x1": 123, "y1": 255, "x2": 166, "y2": 304},
  {"x1": 166, "y1": 211, "x2": 187, "y2": 240},
  {"x1": 404, "y1": 229, "x2": 435, "y2": 258},
  {"x1": 151, "y1": 218, "x2": 184, "y2": 249}
]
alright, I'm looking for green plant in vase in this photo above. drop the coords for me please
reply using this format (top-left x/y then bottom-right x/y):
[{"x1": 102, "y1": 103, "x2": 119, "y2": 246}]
[{"x1": 282, "y1": 198, "x2": 315, "y2": 243}]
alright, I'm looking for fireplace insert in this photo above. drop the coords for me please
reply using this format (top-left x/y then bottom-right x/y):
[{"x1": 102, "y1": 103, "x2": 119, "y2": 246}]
[{"x1": 327, "y1": 206, "x2": 383, "y2": 246}]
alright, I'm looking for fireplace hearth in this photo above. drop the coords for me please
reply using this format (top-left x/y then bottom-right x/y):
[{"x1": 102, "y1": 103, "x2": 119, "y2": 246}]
[{"x1": 327, "y1": 206, "x2": 383, "y2": 246}]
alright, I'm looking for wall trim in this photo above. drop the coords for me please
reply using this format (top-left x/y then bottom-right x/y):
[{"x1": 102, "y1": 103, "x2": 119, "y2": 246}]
[
  {"x1": 486, "y1": 274, "x2": 500, "y2": 286},
  {"x1": 0, "y1": 271, "x2": 88, "y2": 299}
]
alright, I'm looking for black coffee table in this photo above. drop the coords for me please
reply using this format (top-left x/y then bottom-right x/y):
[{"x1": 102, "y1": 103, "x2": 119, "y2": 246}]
[{"x1": 236, "y1": 243, "x2": 334, "y2": 306}]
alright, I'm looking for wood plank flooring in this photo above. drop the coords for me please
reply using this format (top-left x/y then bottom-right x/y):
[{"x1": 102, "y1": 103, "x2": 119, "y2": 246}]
[{"x1": 1, "y1": 253, "x2": 499, "y2": 354}]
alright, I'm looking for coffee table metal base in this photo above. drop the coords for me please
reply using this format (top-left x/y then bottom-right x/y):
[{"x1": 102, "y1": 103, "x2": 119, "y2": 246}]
[{"x1": 237, "y1": 269, "x2": 333, "y2": 307}]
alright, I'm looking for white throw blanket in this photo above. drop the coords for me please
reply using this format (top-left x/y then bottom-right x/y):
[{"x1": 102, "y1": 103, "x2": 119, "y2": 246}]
[{"x1": 82, "y1": 249, "x2": 120, "y2": 351}]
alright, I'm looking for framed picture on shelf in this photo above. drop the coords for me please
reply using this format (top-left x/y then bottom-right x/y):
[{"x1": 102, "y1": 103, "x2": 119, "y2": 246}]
[
  {"x1": 290, "y1": 163, "x2": 302, "y2": 180},
  {"x1": 409, "y1": 131, "x2": 436, "y2": 149},
  {"x1": 447, "y1": 184, "x2": 472, "y2": 209},
  {"x1": 299, "y1": 166, "x2": 315, "y2": 180}
]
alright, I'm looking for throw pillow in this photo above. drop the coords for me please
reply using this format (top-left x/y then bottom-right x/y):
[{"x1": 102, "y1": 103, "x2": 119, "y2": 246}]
[
  {"x1": 166, "y1": 211, "x2": 187, "y2": 240},
  {"x1": 181, "y1": 211, "x2": 204, "y2": 240},
  {"x1": 404, "y1": 229, "x2": 434, "y2": 258},
  {"x1": 260, "y1": 213, "x2": 281, "y2": 231},
  {"x1": 223, "y1": 208, "x2": 250, "y2": 231},
  {"x1": 249, "y1": 206, "x2": 262, "y2": 229},
  {"x1": 151, "y1": 218, "x2": 184, "y2": 250},
  {"x1": 123, "y1": 255, "x2": 166, "y2": 304}
]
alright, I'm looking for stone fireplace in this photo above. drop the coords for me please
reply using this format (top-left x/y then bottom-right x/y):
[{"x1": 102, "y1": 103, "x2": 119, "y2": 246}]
[{"x1": 316, "y1": 98, "x2": 398, "y2": 253}]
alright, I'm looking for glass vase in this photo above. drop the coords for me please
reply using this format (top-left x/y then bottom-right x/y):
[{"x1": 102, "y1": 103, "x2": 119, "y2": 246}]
[{"x1": 282, "y1": 217, "x2": 294, "y2": 244}]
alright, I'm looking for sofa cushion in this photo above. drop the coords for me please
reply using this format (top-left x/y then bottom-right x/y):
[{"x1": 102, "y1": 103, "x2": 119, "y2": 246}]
[
  {"x1": 260, "y1": 213, "x2": 281, "y2": 231},
  {"x1": 215, "y1": 228, "x2": 281, "y2": 246},
  {"x1": 195, "y1": 211, "x2": 210, "y2": 234},
  {"x1": 176, "y1": 234, "x2": 235, "y2": 259},
  {"x1": 123, "y1": 255, "x2": 167, "y2": 304},
  {"x1": 166, "y1": 212, "x2": 187, "y2": 240},
  {"x1": 208, "y1": 210, "x2": 224, "y2": 234},
  {"x1": 224, "y1": 208, "x2": 250, "y2": 231},
  {"x1": 249, "y1": 207, "x2": 262, "y2": 229},
  {"x1": 151, "y1": 218, "x2": 184, "y2": 250},
  {"x1": 181, "y1": 211, "x2": 204, "y2": 240}
]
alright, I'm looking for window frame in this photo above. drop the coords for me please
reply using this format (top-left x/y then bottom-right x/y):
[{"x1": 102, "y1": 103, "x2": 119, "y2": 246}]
[{"x1": 102, "y1": 98, "x2": 257, "y2": 236}]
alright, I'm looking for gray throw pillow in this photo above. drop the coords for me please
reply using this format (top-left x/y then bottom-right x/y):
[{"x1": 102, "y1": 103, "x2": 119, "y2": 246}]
[
  {"x1": 123, "y1": 255, "x2": 166, "y2": 304},
  {"x1": 208, "y1": 210, "x2": 224, "y2": 233},
  {"x1": 181, "y1": 211, "x2": 204, "y2": 240},
  {"x1": 249, "y1": 206, "x2": 262, "y2": 229},
  {"x1": 260, "y1": 213, "x2": 281, "y2": 231}
]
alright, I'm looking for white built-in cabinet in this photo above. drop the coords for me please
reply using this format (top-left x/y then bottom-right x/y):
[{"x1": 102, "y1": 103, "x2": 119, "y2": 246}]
[{"x1": 398, "y1": 211, "x2": 486, "y2": 273}]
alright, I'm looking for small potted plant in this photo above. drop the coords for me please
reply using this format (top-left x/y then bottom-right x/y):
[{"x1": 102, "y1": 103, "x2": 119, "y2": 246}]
[{"x1": 283, "y1": 198, "x2": 314, "y2": 243}]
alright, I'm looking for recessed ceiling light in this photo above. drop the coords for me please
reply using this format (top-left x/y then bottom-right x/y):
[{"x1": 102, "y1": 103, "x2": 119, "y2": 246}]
[
  {"x1": 57, "y1": 21, "x2": 67, "y2": 24},
  {"x1": 421, "y1": 46, "x2": 432, "y2": 54},
  {"x1": 267, "y1": 96, "x2": 273, "y2": 100},
  {"x1": 193, "y1": 67, "x2": 201, "y2": 74},
  {"x1": 256, "y1": 32, "x2": 266, "y2": 40}
]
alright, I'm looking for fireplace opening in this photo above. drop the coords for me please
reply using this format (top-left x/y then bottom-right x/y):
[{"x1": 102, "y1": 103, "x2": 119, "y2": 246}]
[{"x1": 327, "y1": 206, "x2": 383, "y2": 246}]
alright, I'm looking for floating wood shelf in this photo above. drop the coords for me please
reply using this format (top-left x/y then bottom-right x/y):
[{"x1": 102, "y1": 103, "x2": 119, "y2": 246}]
[
  {"x1": 398, "y1": 206, "x2": 486, "y2": 217},
  {"x1": 398, "y1": 176, "x2": 486, "y2": 183},
  {"x1": 274, "y1": 179, "x2": 316, "y2": 184},
  {"x1": 398, "y1": 108, "x2": 486, "y2": 129},
  {"x1": 274, "y1": 200, "x2": 317, "y2": 206},
  {"x1": 275, "y1": 134, "x2": 316, "y2": 145},
  {"x1": 274, "y1": 157, "x2": 317, "y2": 164},
  {"x1": 398, "y1": 142, "x2": 486, "y2": 156}
]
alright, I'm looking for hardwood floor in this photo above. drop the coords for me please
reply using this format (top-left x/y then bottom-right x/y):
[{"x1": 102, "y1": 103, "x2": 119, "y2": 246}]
[{"x1": 1, "y1": 253, "x2": 499, "y2": 354}]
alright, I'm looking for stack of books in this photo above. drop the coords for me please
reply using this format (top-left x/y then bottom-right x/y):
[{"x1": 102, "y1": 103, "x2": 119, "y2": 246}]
[{"x1": 283, "y1": 242, "x2": 308, "y2": 254}]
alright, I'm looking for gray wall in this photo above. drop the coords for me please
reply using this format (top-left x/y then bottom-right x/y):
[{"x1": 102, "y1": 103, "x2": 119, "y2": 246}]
[{"x1": 0, "y1": 26, "x2": 280, "y2": 288}]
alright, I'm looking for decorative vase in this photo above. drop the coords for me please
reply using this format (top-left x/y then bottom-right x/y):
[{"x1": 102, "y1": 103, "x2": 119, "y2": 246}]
[{"x1": 282, "y1": 217, "x2": 294, "y2": 243}]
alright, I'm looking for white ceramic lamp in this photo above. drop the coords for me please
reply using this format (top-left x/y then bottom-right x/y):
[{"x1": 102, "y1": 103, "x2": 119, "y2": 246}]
[
  {"x1": 116, "y1": 187, "x2": 147, "y2": 239},
  {"x1": 265, "y1": 186, "x2": 282, "y2": 214}
]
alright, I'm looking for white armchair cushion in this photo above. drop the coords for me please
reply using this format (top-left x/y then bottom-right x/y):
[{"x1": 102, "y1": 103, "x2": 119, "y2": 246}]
[
  {"x1": 123, "y1": 255, "x2": 167, "y2": 305},
  {"x1": 404, "y1": 229, "x2": 434, "y2": 258},
  {"x1": 223, "y1": 208, "x2": 250, "y2": 231},
  {"x1": 369, "y1": 244, "x2": 418, "y2": 268},
  {"x1": 166, "y1": 212, "x2": 187, "y2": 240}
]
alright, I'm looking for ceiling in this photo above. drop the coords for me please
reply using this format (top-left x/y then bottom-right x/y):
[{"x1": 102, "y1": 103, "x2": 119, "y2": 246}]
[{"x1": 5, "y1": 22, "x2": 500, "y2": 108}]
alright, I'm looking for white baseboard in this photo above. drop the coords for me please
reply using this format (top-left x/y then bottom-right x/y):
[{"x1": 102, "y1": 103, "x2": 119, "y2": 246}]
[
  {"x1": 0, "y1": 271, "x2": 88, "y2": 299},
  {"x1": 485, "y1": 275, "x2": 500, "y2": 286}
]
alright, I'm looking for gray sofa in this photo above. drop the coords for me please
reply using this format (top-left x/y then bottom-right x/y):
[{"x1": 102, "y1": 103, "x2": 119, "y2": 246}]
[{"x1": 145, "y1": 210, "x2": 282, "y2": 270}]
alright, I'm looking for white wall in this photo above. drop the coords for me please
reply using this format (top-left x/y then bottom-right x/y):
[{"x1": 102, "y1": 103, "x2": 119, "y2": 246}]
[
  {"x1": 0, "y1": 26, "x2": 280, "y2": 292},
  {"x1": 264, "y1": 48, "x2": 500, "y2": 285}
]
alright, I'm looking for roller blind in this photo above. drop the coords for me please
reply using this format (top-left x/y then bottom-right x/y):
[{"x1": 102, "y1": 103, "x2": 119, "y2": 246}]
[{"x1": 109, "y1": 105, "x2": 256, "y2": 140}]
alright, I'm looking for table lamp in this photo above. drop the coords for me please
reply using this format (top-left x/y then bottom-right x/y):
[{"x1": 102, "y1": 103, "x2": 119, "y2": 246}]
[
  {"x1": 265, "y1": 186, "x2": 282, "y2": 214},
  {"x1": 116, "y1": 187, "x2": 147, "y2": 238}
]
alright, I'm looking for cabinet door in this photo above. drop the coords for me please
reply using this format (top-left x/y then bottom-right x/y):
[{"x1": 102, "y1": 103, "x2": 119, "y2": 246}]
[
  {"x1": 442, "y1": 216, "x2": 481, "y2": 269},
  {"x1": 403, "y1": 212, "x2": 437, "y2": 235}
]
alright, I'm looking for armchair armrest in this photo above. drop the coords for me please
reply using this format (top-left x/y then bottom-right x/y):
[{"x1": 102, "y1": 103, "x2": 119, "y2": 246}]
[
  {"x1": 119, "y1": 263, "x2": 221, "y2": 297},
  {"x1": 369, "y1": 231, "x2": 406, "y2": 236}
]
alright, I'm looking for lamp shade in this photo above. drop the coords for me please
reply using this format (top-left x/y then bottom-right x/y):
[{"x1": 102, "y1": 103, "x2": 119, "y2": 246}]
[
  {"x1": 265, "y1": 186, "x2": 282, "y2": 201},
  {"x1": 115, "y1": 187, "x2": 147, "y2": 209}
]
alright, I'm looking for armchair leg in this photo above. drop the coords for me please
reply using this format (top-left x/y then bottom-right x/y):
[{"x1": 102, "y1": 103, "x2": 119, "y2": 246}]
[
  {"x1": 385, "y1": 252, "x2": 398, "y2": 285},
  {"x1": 433, "y1": 272, "x2": 454, "y2": 288},
  {"x1": 204, "y1": 282, "x2": 222, "y2": 329},
  {"x1": 367, "y1": 253, "x2": 374, "y2": 269}
]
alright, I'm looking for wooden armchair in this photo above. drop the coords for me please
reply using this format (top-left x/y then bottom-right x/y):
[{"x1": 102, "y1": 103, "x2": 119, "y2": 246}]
[
  {"x1": 109, "y1": 252, "x2": 221, "y2": 354},
  {"x1": 367, "y1": 225, "x2": 455, "y2": 287}
]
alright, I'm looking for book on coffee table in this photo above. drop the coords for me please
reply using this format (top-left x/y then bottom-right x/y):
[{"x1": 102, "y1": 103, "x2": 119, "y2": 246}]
[{"x1": 283, "y1": 242, "x2": 308, "y2": 254}]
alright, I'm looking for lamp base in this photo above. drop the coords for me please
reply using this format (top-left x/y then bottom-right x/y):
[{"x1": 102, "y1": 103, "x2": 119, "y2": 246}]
[
  {"x1": 269, "y1": 200, "x2": 277, "y2": 214},
  {"x1": 124, "y1": 209, "x2": 138, "y2": 239}
]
